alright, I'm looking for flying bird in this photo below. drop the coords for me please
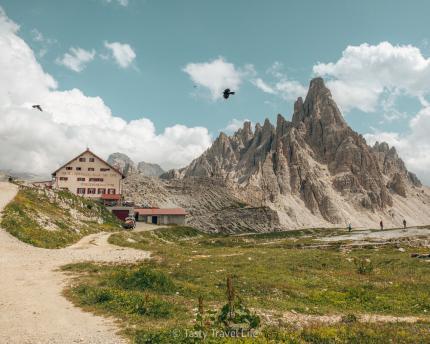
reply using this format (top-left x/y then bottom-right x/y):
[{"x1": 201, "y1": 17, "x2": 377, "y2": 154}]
[
  {"x1": 32, "y1": 105, "x2": 43, "y2": 112},
  {"x1": 223, "y1": 88, "x2": 235, "y2": 99}
]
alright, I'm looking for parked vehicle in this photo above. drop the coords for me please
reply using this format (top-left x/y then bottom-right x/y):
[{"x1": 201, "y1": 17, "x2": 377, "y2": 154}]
[
  {"x1": 122, "y1": 216, "x2": 136, "y2": 230},
  {"x1": 122, "y1": 201, "x2": 135, "y2": 207}
]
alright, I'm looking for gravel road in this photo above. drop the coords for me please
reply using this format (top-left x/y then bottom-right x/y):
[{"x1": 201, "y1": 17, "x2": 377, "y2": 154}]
[{"x1": 0, "y1": 182, "x2": 150, "y2": 344}]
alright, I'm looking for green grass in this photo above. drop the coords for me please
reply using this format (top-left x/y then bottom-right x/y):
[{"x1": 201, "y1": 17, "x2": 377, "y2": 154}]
[
  {"x1": 130, "y1": 322, "x2": 430, "y2": 343},
  {"x1": 61, "y1": 225, "x2": 430, "y2": 342},
  {"x1": 1, "y1": 187, "x2": 120, "y2": 248}
]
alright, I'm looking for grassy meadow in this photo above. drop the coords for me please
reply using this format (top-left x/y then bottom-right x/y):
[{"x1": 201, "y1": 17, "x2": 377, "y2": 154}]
[{"x1": 62, "y1": 226, "x2": 430, "y2": 343}]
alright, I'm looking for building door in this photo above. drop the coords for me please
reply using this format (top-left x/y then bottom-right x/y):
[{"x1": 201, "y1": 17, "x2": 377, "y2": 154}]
[
  {"x1": 151, "y1": 216, "x2": 158, "y2": 224},
  {"x1": 112, "y1": 210, "x2": 129, "y2": 221}
]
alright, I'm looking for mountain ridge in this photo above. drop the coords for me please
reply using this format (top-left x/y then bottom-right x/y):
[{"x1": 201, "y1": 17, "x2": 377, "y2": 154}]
[
  {"x1": 107, "y1": 153, "x2": 165, "y2": 177},
  {"x1": 155, "y1": 77, "x2": 430, "y2": 230}
]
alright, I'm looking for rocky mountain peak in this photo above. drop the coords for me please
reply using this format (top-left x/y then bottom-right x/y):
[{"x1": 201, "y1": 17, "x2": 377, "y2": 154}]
[
  {"x1": 217, "y1": 131, "x2": 229, "y2": 142},
  {"x1": 276, "y1": 114, "x2": 291, "y2": 138},
  {"x1": 292, "y1": 77, "x2": 347, "y2": 132},
  {"x1": 242, "y1": 121, "x2": 253, "y2": 136},
  {"x1": 167, "y1": 77, "x2": 425, "y2": 227},
  {"x1": 233, "y1": 121, "x2": 254, "y2": 148},
  {"x1": 307, "y1": 76, "x2": 331, "y2": 96},
  {"x1": 107, "y1": 152, "x2": 137, "y2": 176},
  {"x1": 373, "y1": 141, "x2": 391, "y2": 153},
  {"x1": 137, "y1": 161, "x2": 165, "y2": 177}
]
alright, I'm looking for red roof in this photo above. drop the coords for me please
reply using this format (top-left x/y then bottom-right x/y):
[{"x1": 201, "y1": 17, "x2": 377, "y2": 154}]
[
  {"x1": 135, "y1": 208, "x2": 187, "y2": 216},
  {"x1": 101, "y1": 194, "x2": 122, "y2": 200}
]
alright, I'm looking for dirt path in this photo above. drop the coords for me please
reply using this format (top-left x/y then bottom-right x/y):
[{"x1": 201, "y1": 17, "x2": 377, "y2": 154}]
[
  {"x1": 259, "y1": 309, "x2": 426, "y2": 327},
  {"x1": 133, "y1": 222, "x2": 159, "y2": 232},
  {"x1": 319, "y1": 227, "x2": 430, "y2": 243},
  {"x1": 0, "y1": 182, "x2": 150, "y2": 344}
]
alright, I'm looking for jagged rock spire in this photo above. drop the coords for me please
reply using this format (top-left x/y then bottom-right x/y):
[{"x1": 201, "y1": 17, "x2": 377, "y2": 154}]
[{"x1": 170, "y1": 77, "x2": 422, "y2": 224}]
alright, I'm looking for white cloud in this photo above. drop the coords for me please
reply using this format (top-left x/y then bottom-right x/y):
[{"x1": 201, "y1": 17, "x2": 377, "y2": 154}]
[
  {"x1": 104, "y1": 41, "x2": 136, "y2": 68},
  {"x1": 105, "y1": 0, "x2": 129, "y2": 6},
  {"x1": 252, "y1": 78, "x2": 275, "y2": 94},
  {"x1": 30, "y1": 28, "x2": 43, "y2": 42},
  {"x1": 0, "y1": 8, "x2": 211, "y2": 175},
  {"x1": 56, "y1": 47, "x2": 96, "y2": 72},
  {"x1": 183, "y1": 57, "x2": 245, "y2": 100},
  {"x1": 313, "y1": 42, "x2": 430, "y2": 113},
  {"x1": 274, "y1": 79, "x2": 307, "y2": 101},
  {"x1": 251, "y1": 62, "x2": 306, "y2": 101},
  {"x1": 30, "y1": 28, "x2": 56, "y2": 57}
]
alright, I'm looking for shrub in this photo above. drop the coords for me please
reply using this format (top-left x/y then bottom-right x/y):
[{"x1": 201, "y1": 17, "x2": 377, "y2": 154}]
[
  {"x1": 341, "y1": 313, "x2": 358, "y2": 324},
  {"x1": 353, "y1": 257, "x2": 374, "y2": 274},
  {"x1": 73, "y1": 285, "x2": 173, "y2": 318},
  {"x1": 112, "y1": 266, "x2": 176, "y2": 293},
  {"x1": 193, "y1": 276, "x2": 261, "y2": 339}
]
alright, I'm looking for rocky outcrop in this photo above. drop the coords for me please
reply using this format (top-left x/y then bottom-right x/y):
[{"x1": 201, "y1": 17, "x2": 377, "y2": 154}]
[
  {"x1": 122, "y1": 174, "x2": 282, "y2": 233},
  {"x1": 107, "y1": 153, "x2": 165, "y2": 178},
  {"x1": 388, "y1": 173, "x2": 407, "y2": 198},
  {"x1": 137, "y1": 161, "x2": 165, "y2": 177},
  {"x1": 107, "y1": 153, "x2": 137, "y2": 176},
  {"x1": 372, "y1": 141, "x2": 422, "y2": 188},
  {"x1": 152, "y1": 77, "x2": 429, "y2": 231}
]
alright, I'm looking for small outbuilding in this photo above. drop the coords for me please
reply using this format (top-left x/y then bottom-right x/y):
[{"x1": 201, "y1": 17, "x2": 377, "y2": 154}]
[
  {"x1": 110, "y1": 206, "x2": 134, "y2": 221},
  {"x1": 135, "y1": 208, "x2": 187, "y2": 225}
]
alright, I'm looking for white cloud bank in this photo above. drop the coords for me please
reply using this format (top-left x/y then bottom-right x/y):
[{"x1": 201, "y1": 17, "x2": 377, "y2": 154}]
[
  {"x1": 0, "y1": 7, "x2": 211, "y2": 175},
  {"x1": 104, "y1": 41, "x2": 136, "y2": 68},
  {"x1": 56, "y1": 47, "x2": 96, "y2": 72},
  {"x1": 313, "y1": 42, "x2": 430, "y2": 113}
]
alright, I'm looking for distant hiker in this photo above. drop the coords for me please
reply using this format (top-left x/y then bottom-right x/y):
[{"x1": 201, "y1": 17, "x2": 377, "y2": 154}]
[
  {"x1": 348, "y1": 223, "x2": 352, "y2": 232},
  {"x1": 403, "y1": 219, "x2": 407, "y2": 229},
  {"x1": 380, "y1": 220, "x2": 384, "y2": 231}
]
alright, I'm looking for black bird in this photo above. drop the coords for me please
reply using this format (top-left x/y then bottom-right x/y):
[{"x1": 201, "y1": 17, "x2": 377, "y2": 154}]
[
  {"x1": 223, "y1": 88, "x2": 235, "y2": 99},
  {"x1": 32, "y1": 105, "x2": 43, "y2": 112}
]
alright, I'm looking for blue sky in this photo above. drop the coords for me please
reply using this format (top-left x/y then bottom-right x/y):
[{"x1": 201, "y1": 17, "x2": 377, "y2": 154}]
[
  {"x1": 3, "y1": 0, "x2": 429, "y2": 133},
  {"x1": 1, "y1": 0, "x2": 430, "y2": 182}
]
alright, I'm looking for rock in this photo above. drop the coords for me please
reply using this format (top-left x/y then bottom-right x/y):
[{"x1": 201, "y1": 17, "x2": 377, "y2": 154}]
[
  {"x1": 107, "y1": 153, "x2": 137, "y2": 176},
  {"x1": 372, "y1": 142, "x2": 422, "y2": 188},
  {"x1": 108, "y1": 153, "x2": 166, "y2": 178},
  {"x1": 408, "y1": 172, "x2": 422, "y2": 187},
  {"x1": 137, "y1": 161, "x2": 165, "y2": 177},
  {"x1": 388, "y1": 173, "x2": 407, "y2": 197}
]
